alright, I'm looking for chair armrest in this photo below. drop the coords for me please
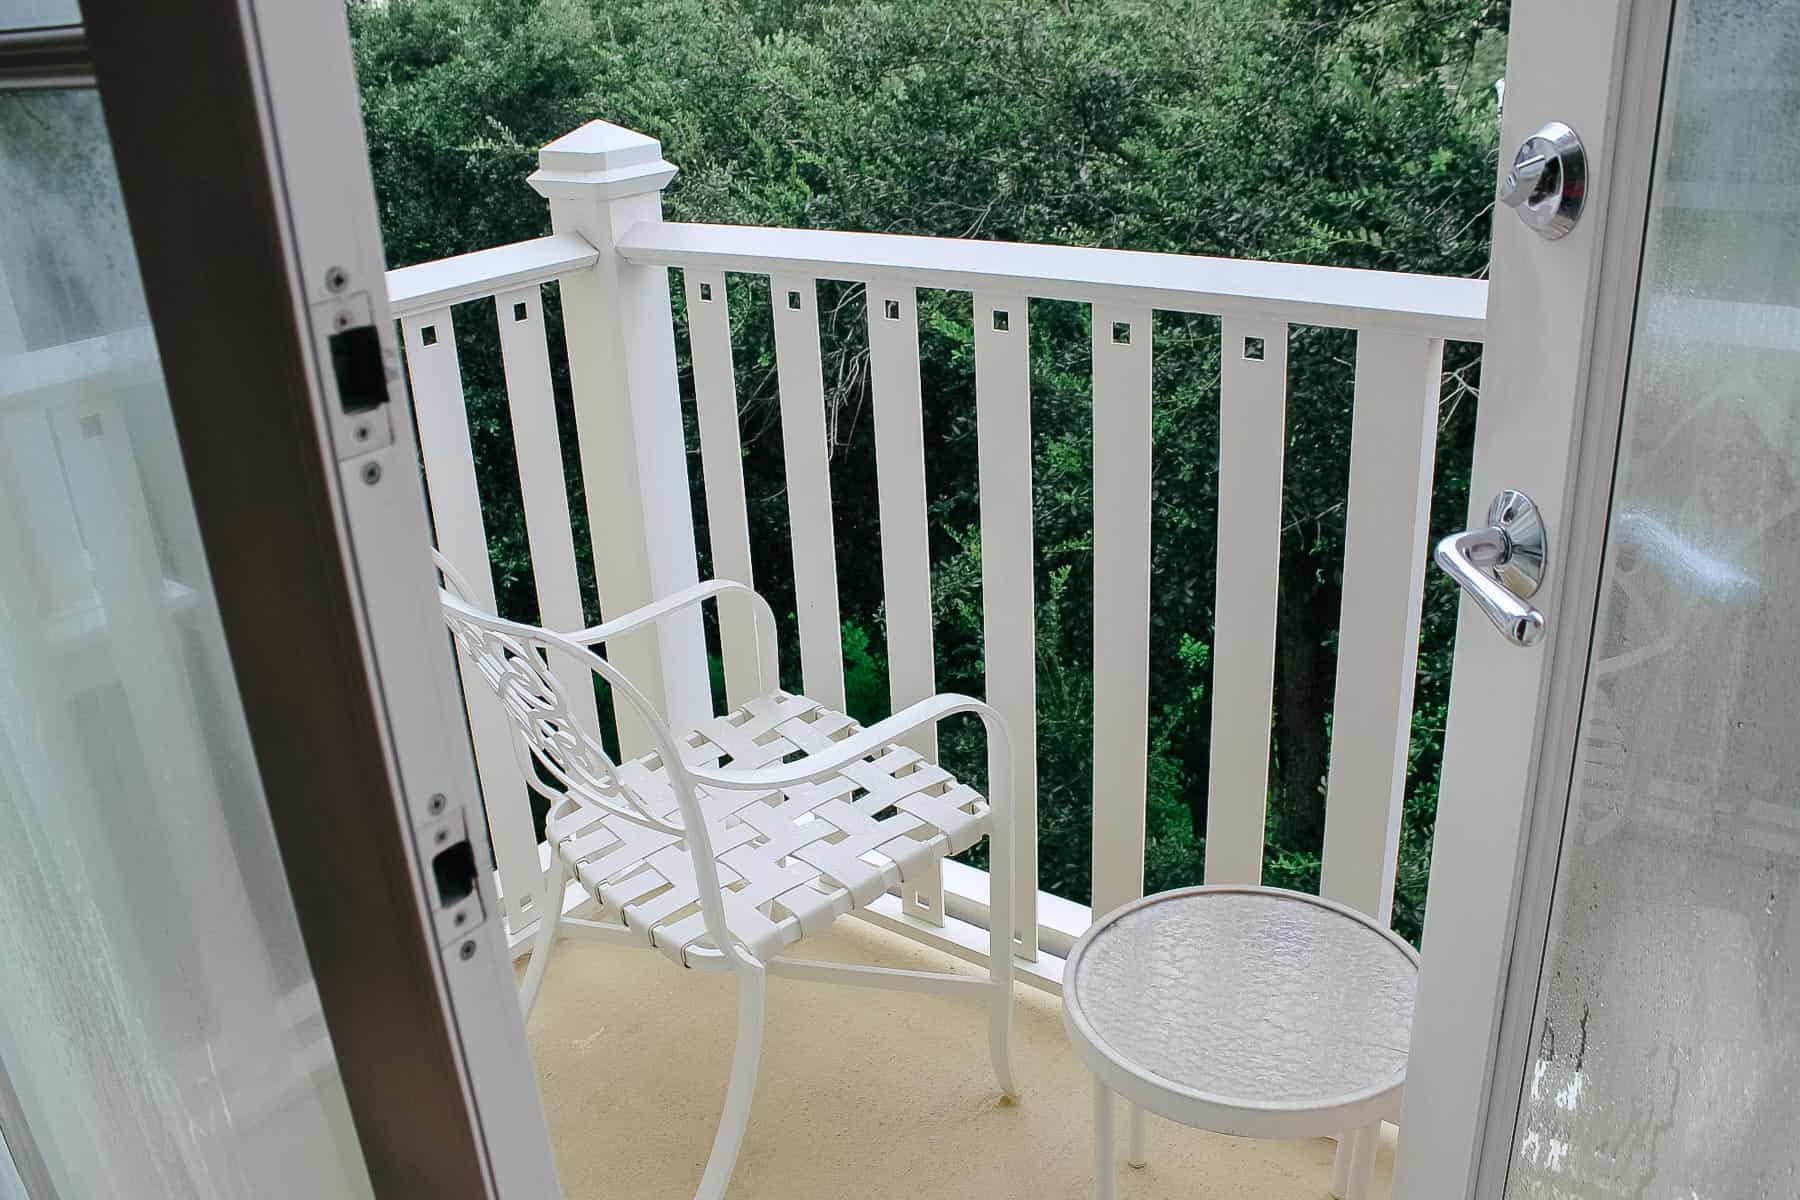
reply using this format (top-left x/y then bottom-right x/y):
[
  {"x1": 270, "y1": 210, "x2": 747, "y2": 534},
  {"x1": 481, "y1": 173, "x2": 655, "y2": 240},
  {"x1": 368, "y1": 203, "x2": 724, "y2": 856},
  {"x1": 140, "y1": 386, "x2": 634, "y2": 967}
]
[
  {"x1": 563, "y1": 579, "x2": 766, "y2": 646},
  {"x1": 687, "y1": 694, "x2": 1003, "y2": 791}
]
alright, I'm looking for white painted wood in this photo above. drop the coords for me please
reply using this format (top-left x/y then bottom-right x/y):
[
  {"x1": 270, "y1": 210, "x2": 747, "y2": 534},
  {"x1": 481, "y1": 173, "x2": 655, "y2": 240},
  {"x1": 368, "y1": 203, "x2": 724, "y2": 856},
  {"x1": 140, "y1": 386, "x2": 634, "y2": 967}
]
[
  {"x1": 401, "y1": 308, "x2": 541, "y2": 930},
  {"x1": 1396, "y1": 1, "x2": 1637, "y2": 1195},
  {"x1": 493, "y1": 285, "x2": 601, "y2": 738},
  {"x1": 866, "y1": 282, "x2": 938, "y2": 763},
  {"x1": 857, "y1": 895, "x2": 1065, "y2": 994},
  {"x1": 620, "y1": 223, "x2": 1486, "y2": 341},
  {"x1": 1089, "y1": 303, "x2": 1153, "y2": 920},
  {"x1": 975, "y1": 291, "x2": 1039, "y2": 959},
  {"x1": 769, "y1": 274, "x2": 847, "y2": 710},
  {"x1": 1205, "y1": 319, "x2": 1289, "y2": 886},
  {"x1": 386, "y1": 234, "x2": 598, "y2": 319},
  {"x1": 683, "y1": 268, "x2": 765, "y2": 710},
  {"x1": 1320, "y1": 332, "x2": 1443, "y2": 922},
  {"x1": 528, "y1": 123, "x2": 711, "y2": 754}
]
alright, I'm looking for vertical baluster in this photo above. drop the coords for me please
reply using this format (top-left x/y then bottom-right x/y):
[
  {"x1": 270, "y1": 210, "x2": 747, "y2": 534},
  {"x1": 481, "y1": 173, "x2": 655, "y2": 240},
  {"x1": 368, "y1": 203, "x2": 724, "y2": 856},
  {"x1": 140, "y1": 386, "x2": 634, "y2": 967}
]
[
  {"x1": 868, "y1": 281, "x2": 942, "y2": 924},
  {"x1": 866, "y1": 282, "x2": 937, "y2": 758},
  {"x1": 402, "y1": 308, "x2": 540, "y2": 931},
  {"x1": 770, "y1": 274, "x2": 846, "y2": 710},
  {"x1": 974, "y1": 291, "x2": 1038, "y2": 960},
  {"x1": 1321, "y1": 334, "x2": 1442, "y2": 1200},
  {"x1": 1090, "y1": 304, "x2": 1154, "y2": 920},
  {"x1": 1320, "y1": 330, "x2": 1443, "y2": 919},
  {"x1": 685, "y1": 269, "x2": 768, "y2": 708},
  {"x1": 1204, "y1": 319, "x2": 1290, "y2": 885},
  {"x1": 494, "y1": 285, "x2": 600, "y2": 735}
]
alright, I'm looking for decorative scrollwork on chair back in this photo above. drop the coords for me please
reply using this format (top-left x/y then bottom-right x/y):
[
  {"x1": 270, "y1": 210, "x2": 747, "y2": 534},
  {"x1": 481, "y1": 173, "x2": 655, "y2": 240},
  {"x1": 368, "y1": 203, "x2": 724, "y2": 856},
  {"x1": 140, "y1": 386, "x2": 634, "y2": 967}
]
[{"x1": 437, "y1": 583, "x2": 682, "y2": 836}]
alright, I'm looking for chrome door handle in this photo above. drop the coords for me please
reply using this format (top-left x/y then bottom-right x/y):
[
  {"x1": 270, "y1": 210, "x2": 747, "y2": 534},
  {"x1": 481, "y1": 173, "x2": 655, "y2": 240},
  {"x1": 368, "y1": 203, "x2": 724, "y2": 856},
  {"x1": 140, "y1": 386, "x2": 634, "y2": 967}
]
[{"x1": 1434, "y1": 490, "x2": 1548, "y2": 647}]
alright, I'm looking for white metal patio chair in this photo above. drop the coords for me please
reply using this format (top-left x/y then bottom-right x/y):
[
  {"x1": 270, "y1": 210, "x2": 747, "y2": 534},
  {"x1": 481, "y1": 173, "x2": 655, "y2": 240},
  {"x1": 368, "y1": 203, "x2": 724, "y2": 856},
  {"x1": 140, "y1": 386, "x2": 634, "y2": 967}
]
[{"x1": 433, "y1": 554, "x2": 1019, "y2": 1199}]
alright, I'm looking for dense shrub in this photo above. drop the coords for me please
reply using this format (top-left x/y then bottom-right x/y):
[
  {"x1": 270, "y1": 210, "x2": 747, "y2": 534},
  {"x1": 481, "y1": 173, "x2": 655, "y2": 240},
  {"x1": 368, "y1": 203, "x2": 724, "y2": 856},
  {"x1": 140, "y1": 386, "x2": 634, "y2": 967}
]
[{"x1": 351, "y1": 0, "x2": 1508, "y2": 942}]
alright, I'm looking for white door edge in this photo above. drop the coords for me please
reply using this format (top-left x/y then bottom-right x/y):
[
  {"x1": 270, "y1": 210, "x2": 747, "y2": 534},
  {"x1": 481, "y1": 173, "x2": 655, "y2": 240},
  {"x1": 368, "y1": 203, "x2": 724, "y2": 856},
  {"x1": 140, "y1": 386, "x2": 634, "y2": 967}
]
[
  {"x1": 1466, "y1": 0, "x2": 1682, "y2": 1192},
  {"x1": 1395, "y1": 0, "x2": 1648, "y2": 1194}
]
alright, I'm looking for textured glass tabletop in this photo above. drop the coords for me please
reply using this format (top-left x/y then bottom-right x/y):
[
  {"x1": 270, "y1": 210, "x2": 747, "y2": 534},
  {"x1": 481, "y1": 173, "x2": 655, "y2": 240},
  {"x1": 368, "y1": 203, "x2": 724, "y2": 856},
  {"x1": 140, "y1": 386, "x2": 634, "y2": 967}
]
[{"x1": 1066, "y1": 888, "x2": 1417, "y2": 1110}]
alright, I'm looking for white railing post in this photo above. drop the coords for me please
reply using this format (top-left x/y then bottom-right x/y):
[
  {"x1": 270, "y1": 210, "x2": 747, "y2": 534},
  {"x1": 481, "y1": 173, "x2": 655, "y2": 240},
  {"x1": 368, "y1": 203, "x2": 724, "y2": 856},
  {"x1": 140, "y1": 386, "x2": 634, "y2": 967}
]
[{"x1": 529, "y1": 122, "x2": 711, "y2": 750}]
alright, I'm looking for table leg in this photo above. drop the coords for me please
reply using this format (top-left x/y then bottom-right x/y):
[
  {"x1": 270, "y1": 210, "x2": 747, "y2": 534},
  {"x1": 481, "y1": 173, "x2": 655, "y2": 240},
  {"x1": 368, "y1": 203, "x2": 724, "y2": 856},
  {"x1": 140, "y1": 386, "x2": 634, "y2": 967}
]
[
  {"x1": 1345, "y1": 1122, "x2": 1378, "y2": 1200},
  {"x1": 1127, "y1": 1102, "x2": 1147, "y2": 1168},
  {"x1": 1092, "y1": 1077, "x2": 1116, "y2": 1200}
]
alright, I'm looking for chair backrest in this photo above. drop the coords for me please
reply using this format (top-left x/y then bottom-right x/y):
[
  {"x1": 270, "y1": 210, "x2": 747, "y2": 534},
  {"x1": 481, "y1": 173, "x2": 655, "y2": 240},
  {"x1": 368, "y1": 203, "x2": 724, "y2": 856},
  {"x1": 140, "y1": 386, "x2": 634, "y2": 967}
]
[
  {"x1": 431, "y1": 552, "x2": 754, "y2": 969},
  {"x1": 437, "y1": 588, "x2": 679, "y2": 835}
]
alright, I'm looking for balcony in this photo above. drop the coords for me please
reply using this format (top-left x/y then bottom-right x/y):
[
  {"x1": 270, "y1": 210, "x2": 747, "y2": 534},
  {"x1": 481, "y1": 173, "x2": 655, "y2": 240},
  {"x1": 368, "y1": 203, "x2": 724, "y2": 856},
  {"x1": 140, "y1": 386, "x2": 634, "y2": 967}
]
[
  {"x1": 528, "y1": 908, "x2": 1396, "y2": 1199},
  {"x1": 387, "y1": 118, "x2": 1479, "y2": 1196}
]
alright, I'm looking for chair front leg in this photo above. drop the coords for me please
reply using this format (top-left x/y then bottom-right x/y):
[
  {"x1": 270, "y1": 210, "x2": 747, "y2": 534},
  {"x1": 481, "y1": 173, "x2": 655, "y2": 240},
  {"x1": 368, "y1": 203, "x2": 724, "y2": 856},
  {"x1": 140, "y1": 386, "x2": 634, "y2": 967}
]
[
  {"x1": 695, "y1": 966, "x2": 767, "y2": 1200},
  {"x1": 518, "y1": 858, "x2": 567, "y2": 1020}
]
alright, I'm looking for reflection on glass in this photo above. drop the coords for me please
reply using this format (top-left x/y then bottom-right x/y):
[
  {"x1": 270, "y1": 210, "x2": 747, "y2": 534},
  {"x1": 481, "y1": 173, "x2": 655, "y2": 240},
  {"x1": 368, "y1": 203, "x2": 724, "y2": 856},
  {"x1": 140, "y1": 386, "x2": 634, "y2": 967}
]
[
  {"x1": 0, "y1": 91, "x2": 374, "y2": 1198},
  {"x1": 1507, "y1": 1, "x2": 1800, "y2": 1196},
  {"x1": 0, "y1": 0, "x2": 80, "y2": 30}
]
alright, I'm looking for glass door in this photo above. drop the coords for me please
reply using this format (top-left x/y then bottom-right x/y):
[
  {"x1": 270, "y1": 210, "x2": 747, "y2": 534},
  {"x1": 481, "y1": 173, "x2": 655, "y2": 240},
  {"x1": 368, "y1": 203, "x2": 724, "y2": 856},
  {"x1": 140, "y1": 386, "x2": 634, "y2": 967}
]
[
  {"x1": 0, "y1": 2, "x2": 555, "y2": 1195},
  {"x1": 0, "y1": 74, "x2": 376, "y2": 1200},
  {"x1": 1502, "y1": 0, "x2": 1800, "y2": 1194}
]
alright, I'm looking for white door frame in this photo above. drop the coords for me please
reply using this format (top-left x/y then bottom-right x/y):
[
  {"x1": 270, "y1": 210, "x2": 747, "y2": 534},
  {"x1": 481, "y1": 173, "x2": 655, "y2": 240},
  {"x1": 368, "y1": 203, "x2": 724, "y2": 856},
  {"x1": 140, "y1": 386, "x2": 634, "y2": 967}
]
[
  {"x1": 1395, "y1": 0, "x2": 1680, "y2": 1196},
  {"x1": 66, "y1": 1, "x2": 558, "y2": 1194}
]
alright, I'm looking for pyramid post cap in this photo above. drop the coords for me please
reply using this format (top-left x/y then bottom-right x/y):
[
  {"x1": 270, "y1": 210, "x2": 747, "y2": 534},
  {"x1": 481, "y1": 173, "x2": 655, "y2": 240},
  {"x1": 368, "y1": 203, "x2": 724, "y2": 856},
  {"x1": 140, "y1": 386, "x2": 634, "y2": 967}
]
[{"x1": 529, "y1": 120, "x2": 676, "y2": 200}]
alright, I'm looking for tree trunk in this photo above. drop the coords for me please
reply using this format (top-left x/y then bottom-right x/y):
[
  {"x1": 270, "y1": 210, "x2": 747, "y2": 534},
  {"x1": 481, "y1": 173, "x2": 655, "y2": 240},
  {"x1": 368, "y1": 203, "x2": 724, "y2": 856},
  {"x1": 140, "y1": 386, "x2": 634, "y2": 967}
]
[{"x1": 1271, "y1": 550, "x2": 1337, "y2": 852}]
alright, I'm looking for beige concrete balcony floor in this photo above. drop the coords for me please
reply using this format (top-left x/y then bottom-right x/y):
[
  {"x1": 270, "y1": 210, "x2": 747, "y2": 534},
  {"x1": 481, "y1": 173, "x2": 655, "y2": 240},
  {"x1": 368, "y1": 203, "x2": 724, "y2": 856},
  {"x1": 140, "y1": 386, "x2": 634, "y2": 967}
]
[{"x1": 526, "y1": 916, "x2": 1397, "y2": 1199}]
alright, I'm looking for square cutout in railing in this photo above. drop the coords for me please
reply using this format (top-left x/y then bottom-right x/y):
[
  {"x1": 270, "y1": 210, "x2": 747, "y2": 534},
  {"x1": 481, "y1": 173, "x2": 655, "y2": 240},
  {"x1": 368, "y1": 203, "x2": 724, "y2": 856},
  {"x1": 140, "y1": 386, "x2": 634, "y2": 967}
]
[
  {"x1": 512, "y1": 301, "x2": 528, "y2": 322},
  {"x1": 1243, "y1": 335, "x2": 1265, "y2": 361},
  {"x1": 884, "y1": 298, "x2": 901, "y2": 321},
  {"x1": 992, "y1": 308, "x2": 1010, "y2": 332},
  {"x1": 786, "y1": 289, "x2": 803, "y2": 310},
  {"x1": 699, "y1": 281, "x2": 713, "y2": 301},
  {"x1": 421, "y1": 324, "x2": 438, "y2": 347},
  {"x1": 1112, "y1": 321, "x2": 1132, "y2": 345}
]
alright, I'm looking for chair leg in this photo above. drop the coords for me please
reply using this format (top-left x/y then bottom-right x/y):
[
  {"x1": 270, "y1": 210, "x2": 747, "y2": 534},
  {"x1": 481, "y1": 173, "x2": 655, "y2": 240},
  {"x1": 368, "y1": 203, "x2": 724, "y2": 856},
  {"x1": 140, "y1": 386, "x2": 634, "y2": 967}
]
[
  {"x1": 517, "y1": 859, "x2": 567, "y2": 1020},
  {"x1": 987, "y1": 956, "x2": 1017, "y2": 1099},
  {"x1": 694, "y1": 968, "x2": 767, "y2": 1200}
]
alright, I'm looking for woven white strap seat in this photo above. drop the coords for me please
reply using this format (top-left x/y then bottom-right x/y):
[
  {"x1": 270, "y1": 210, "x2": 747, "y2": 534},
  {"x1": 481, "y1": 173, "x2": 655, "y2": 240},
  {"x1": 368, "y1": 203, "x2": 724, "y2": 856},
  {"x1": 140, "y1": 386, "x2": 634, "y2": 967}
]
[{"x1": 546, "y1": 690, "x2": 991, "y2": 967}]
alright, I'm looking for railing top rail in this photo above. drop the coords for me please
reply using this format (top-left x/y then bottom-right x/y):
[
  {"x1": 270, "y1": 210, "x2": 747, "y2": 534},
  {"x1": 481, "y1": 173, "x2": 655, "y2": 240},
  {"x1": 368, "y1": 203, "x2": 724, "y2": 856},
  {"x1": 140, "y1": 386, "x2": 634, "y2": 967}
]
[
  {"x1": 385, "y1": 233, "x2": 599, "y2": 319},
  {"x1": 618, "y1": 221, "x2": 1486, "y2": 341}
]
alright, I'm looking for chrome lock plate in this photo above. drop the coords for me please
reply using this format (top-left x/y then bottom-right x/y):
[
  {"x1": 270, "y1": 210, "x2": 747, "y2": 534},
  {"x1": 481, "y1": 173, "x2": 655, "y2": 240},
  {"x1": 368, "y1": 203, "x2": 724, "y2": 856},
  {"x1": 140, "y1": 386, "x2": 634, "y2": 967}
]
[{"x1": 1500, "y1": 121, "x2": 1585, "y2": 240}]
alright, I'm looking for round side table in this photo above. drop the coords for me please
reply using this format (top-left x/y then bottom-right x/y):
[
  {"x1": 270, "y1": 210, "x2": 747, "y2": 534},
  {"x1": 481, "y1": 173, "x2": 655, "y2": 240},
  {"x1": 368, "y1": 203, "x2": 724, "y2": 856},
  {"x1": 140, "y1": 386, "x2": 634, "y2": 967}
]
[{"x1": 1061, "y1": 886, "x2": 1418, "y2": 1200}]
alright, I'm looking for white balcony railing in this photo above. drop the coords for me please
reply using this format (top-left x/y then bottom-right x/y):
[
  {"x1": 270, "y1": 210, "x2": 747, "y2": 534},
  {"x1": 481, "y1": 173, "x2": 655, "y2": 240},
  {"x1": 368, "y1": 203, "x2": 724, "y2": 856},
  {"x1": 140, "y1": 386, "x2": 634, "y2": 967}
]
[{"x1": 388, "y1": 120, "x2": 1486, "y2": 989}]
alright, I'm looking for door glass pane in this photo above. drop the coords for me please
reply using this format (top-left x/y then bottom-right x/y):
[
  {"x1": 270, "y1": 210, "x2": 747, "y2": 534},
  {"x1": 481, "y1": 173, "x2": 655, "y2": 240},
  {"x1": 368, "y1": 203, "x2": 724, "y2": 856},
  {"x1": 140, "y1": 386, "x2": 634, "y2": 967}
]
[
  {"x1": 0, "y1": 89, "x2": 374, "y2": 1199},
  {"x1": 1507, "y1": 0, "x2": 1800, "y2": 1195},
  {"x1": 0, "y1": 0, "x2": 79, "y2": 30}
]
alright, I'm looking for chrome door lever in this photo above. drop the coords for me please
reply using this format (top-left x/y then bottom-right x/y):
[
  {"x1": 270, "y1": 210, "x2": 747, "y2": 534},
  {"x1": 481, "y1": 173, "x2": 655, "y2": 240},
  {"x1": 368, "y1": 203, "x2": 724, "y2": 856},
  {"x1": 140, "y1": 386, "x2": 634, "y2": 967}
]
[{"x1": 1435, "y1": 489, "x2": 1548, "y2": 647}]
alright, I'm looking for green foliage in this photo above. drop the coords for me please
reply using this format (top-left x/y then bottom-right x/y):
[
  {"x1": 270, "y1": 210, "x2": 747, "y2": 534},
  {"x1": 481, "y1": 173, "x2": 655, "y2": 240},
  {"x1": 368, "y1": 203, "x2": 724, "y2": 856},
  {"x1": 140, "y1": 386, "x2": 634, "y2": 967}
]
[{"x1": 350, "y1": 0, "x2": 1503, "y2": 945}]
